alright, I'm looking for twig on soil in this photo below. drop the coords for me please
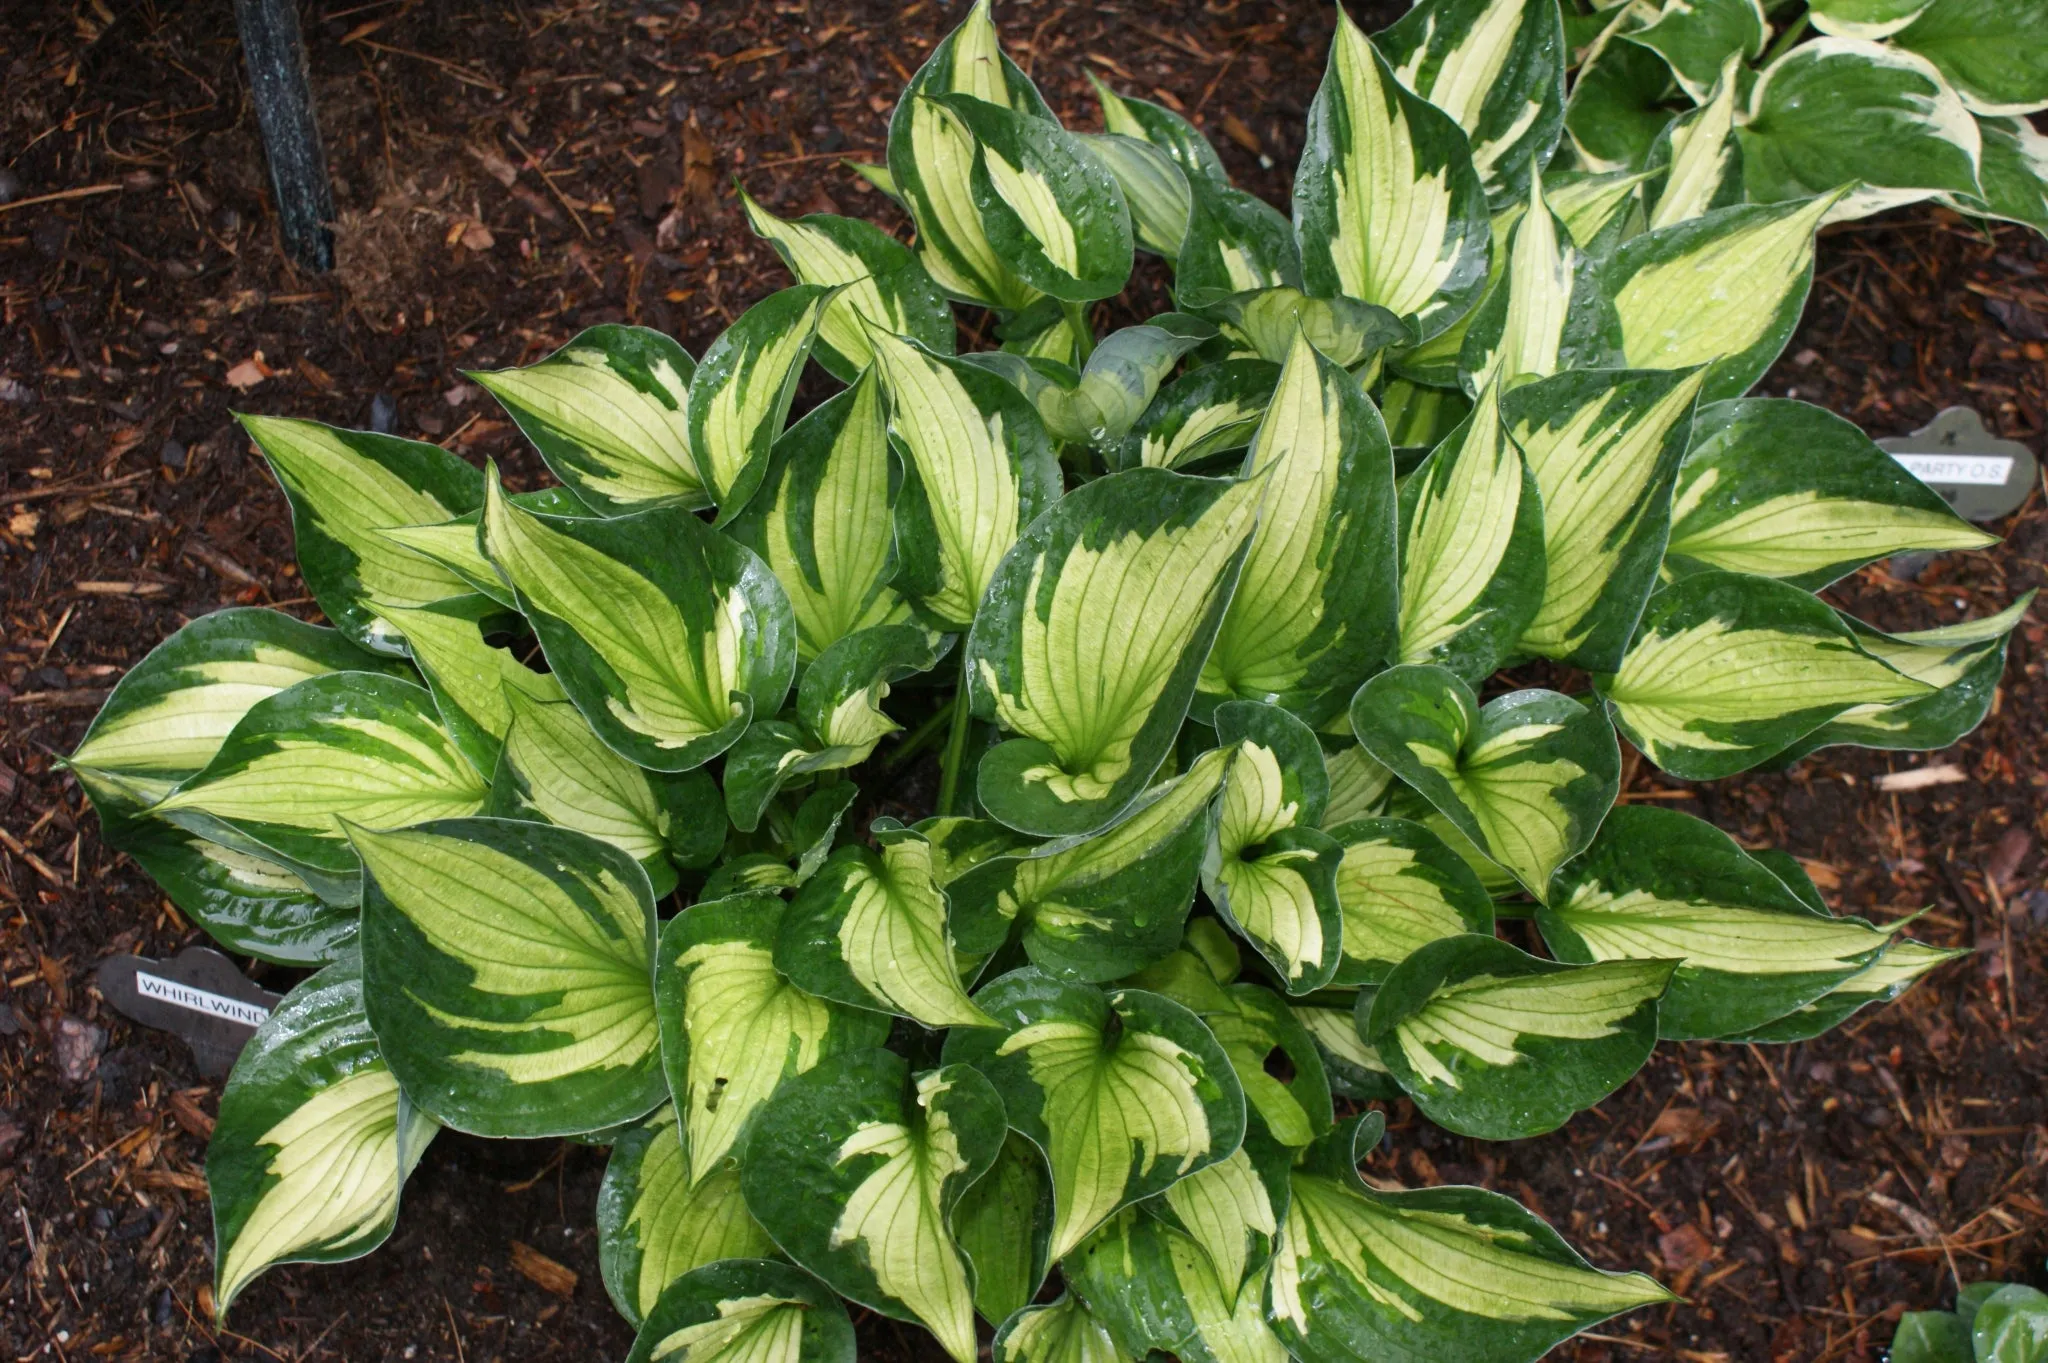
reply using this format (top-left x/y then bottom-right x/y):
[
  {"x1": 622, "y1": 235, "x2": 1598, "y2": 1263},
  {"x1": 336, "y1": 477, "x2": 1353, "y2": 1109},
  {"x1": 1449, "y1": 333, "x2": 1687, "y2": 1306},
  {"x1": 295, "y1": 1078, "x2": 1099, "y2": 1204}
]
[
  {"x1": 0, "y1": 183, "x2": 122, "y2": 215},
  {"x1": 346, "y1": 38, "x2": 504, "y2": 94},
  {"x1": 506, "y1": 132, "x2": 590, "y2": 240}
]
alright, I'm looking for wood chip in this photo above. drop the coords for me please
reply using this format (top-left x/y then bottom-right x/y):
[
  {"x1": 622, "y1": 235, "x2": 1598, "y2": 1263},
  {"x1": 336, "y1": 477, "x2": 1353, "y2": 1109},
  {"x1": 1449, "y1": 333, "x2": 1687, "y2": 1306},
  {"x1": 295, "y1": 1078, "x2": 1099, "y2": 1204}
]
[
  {"x1": 6, "y1": 688, "x2": 108, "y2": 708},
  {"x1": 1658, "y1": 1222, "x2": 1715, "y2": 1273},
  {"x1": 166, "y1": 1089, "x2": 215, "y2": 1140},
  {"x1": 74, "y1": 580, "x2": 166, "y2": 596},
  {"x1": 1874, "y1": 764, "x2": 1967, "y2": 792},
  {"x1": 509, "y1": 1240, "x2": 579, "y2": 1297},
  {"x1": 182, "y1": 539, "x2": 258, "y2": 586}
]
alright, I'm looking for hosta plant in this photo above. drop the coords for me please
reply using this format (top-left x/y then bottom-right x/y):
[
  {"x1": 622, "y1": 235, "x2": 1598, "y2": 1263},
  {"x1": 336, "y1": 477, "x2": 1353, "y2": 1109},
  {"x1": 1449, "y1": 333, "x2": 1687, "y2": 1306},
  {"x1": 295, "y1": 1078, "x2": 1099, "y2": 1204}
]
[
  {"x1": 72, "y1": 2, "x2": 2028, "y2": 1359},
  {"x1": 1893, "y1": 1279, "x2": 2048, "y2": 1363}
]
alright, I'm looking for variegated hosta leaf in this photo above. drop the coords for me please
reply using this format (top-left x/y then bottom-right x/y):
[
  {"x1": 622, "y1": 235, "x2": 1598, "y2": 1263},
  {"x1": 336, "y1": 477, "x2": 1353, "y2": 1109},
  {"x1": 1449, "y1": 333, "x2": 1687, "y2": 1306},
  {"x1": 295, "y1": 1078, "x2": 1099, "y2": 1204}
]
[
  {"x1": 741, "y1": 1052, "x2": 1007, "y2": 1363},
  {"x1": 207, "y1": 953, "x2": 437, "y2": 1318},
  {"x1": 1204, "y1": 286, "x2": 1411, "y2": 369},
  {"x1": 1644, "y1": 59, "x2": 1744, "y2": 231},
  {"x1": 655, "y1": 893, "x2": 889, "y2": 1183},
  {"x1": 932, "y1": 90, "x2": 1135, "y2": 302},
  {"x1": 724, "y1": 370, "x2": 911, "y2": 663},
  {"x1": 1627, "y1": 0, "x2": 1768, "y2": 102},
  {"x1": 941, "y1": 968, "x2": 1246, "y2": 1261},
  {"x1": 241, "y1": 414, "x2": 485, "y2": 652},
  {"x1": 1113, "y1": 360, "x2": 1279, "y2": 473},
  {"x1": 1363, "y1": 933, "x2": 1671, "y2": 1139},
  {"x1": 1564, "y1": 39, "x2": 1677, "y2": 174},
  {"x1": 947, "y1": 747, "x2": 1232, "y2": 980},
  {"x1": 598, "y1": 1107, "x2": 775, "y2": 1327},
  {"x1": 778, "y1": 825, "x2": 998, "y2": 1029},
  {"x1": 1546, "y1": 169, "x2": 1653, "y2": 250},
  {"x1": 969, "y1": 316, "x2": 1212, "y2": 447},
  {"x1": 687, "y1": 284, "x2": 835, "y2": 522},
  {"x1": 1725, "y1": 938, "x2": 1967, "y2": 1044},
  {"x1": 1089, "y1": 73, "x2": 1230, "y2": 192},
  {"x1": 150, "y1": 672, "x2": 487, "y2": 906},
  {"x1": 1769, "y1": 593, "x2": 2032, "y2": 761},
  {"x1": 1542, "y1": 805, "x2": 1896, "y2": 1040},
  {"x1": 1501, "y1": 366, "x2": 1706, "y2": 671},
  {"x1": 1326, "y1": 817, "x2": 1495, "y2": 986},
  {"x1": 70, "y1": 607, "x2": 403, "y2": 808},
  {"x1": 954, "y1": 1131, "x2": 1054, "y2": 1326},
  {"x1": 1458, "y1": 169, "x2": 1617, "y2": 392},
  {"x1": 377, "y1": 596, "x2": 562, "y2": 778},
  {"x1": 1380, "y1": 379, "x2": 1476, "y2": 455},
  {"x1": 1295, "y1": 996, "x2": 1399, "y2": 1100},
  {"x1": 970, "y1": 469, "x2": 1260, "y2": 837},
  {"x1": 1667, "y1": 398, "x2": 1997, "y2": 590},
  {"x1": 1810, "y1": 0, "x2": 1936, "y2": 41},
  {"x1": 1350, "y1": 664, "x2": 1621, "y2": 899},
  {"x1": 699, "y1": 854, "x2": 801, "y2": 902},
  {"x1": 994, "y1": 1294, "x2": 1131, "y2": 1363},
  {"x1": 1295, "y1": 7, "x2": 1492, "y2": 340},
  {"x1": 354, "y1": 818, "x2": 666, "y2": 1135},
  {"x1": 1896, "y1": 0, "x2": 2048, "y2": 116},
  {"x1": 469, "y1": 325, "x2": 704, "y2": 515},
  {"x1": 1949, "y1": 113, "x2": 2048, "y2": 233},
  {"x1": 1738, "y1": 38, "x2": 1983, "y2": 219},
  {"x1": 1388, "y1": 789, "x2": 1523, "y2": 899},
  {"x1": 1377, "y1": 0, "x2": 1567, "y2": 206},
  {"x1": 912, "y1": 814, "x2": 1040, "y2": 886},
  {"x1": 1603, "y1": 193, "x2": 1845, "y2": 404},
  {"x1": 1175, "y1": 187, "x2": 1306, "y2": 311},
  {"x1": 1080, "y1": 133, "x2": 1191, "y2": 259},
  {"x1": 1068, "y1": 1209, "x2": 1290, "y2": 1363},
  {"x1": 1269, "y1": 1115, "x2": 1672, "y2": 1363},
  {"x1": 887, "y1": 0, "x2": 1056, "y2": 309},
  {"x1": 1205, "y1": 702, "x2": 1344, "y2": 995},
  {"x1": 378, "y1": 486, "x2": 594, "y2": 611},
  {"x1": 481, "y1": 468, "x2": 796, "y2": 771},
  {"x1": 1322, "y1": 746, "x2": 1397, "y2": 827},
  {"x1": 486, "y1": 689, "x2": 725, "y2": 894},
  {"x1": 791, "y1": 782, "x2": 861, "y2": 884},
  {"x1": 868, "y1": 327, "x2": 1061, "y2": 631},
  {"x1": 1389, "y1": 200, "x2": 1517, "y2": 388},
  {"x1": 1595, "y1": 569, "x2": 1934, "y2": 780},
  {"x1": 739, "y1": 189, "x2": 954, "y2": 381},
  {"x1": 1200, "y1": 329, "x2": 1400, "y2": 725},
  {"x1": 1393, "y1": 384, "x2": 1546, "y2": 683},
  {"x1": 1200, "y1": 984, "x2": 1336, "y2": 1152},
  {"x1": 622, "y1": 1259, "x2": 856, "y2": 1363}
]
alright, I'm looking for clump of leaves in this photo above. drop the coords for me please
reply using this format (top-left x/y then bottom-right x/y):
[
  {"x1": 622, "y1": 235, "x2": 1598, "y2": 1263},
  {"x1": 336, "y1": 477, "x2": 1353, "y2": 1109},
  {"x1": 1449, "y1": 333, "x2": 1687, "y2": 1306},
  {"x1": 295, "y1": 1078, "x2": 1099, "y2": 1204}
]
[
  {"x1": 1894, "y1": 1279, "x2": 2048, "y2": 1363},
  {"x1": 72, "y1": 2, "x2": 2030, "y2": 1360}
]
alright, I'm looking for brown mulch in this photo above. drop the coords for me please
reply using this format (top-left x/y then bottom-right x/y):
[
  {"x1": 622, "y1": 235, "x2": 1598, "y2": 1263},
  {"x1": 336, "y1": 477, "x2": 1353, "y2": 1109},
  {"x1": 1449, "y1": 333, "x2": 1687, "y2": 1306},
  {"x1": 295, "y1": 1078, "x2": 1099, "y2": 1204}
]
[{"x1": 3, "y1": 3, "x2": 2045, "y2": 1362}]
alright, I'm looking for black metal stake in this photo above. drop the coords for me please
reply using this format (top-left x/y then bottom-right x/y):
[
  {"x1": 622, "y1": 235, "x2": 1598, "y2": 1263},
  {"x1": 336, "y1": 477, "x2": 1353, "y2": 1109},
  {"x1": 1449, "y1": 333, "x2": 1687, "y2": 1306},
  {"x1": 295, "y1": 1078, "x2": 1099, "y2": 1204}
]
[{"x1": 233, "y1": 0, "x2": 336, "y2": 272}]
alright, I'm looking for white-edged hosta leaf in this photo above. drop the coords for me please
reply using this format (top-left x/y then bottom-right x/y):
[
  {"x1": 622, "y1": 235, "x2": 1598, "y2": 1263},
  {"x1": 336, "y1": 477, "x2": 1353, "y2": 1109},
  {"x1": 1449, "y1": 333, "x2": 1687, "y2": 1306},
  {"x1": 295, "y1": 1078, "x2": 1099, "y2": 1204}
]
[
  {"x1": 1000, "y1": 298, "x2": 1089, "y2": 367},
  {"x1": 354, "y1": 818, "x2": 667, "y2": 1136},
  {"x1": 931, "y1": 91, "x2": 1135, "y2": 303},
  {"x1": 1564, "y1": 38, "x2": 1678, "y2": 172},
  {"x1": 149, "y1": 671, "x2": 487, "y2": 905},
  {"x1": 655, "y1": 893, "x2": 890, "y2": 1184},
  {"x1": 954, "y1": 1131, "x2": 1054, "y2": 1326},
  {"x1": 1387, "y1": 788, "x2": 1524, "y2": 898},
  {"x1": 1268, "y1": 1114, "x2": 1673, "y2": 1363},
  {"x1": 1363, "y1": 933, "x2": 1671, "y2": 1139},
  {"x1": 1737, "y1": 38, "x2": 1982, "y2": 218},
  {"x1": 1080, "y1": 133, "x2": 1191, "y2": 259},
  {"x1": 740, "y1": 190, "x2": 954, "y2": 382},
  {"x1": 886, "y1": 0, "x2": 1054, "y2": 310},
  {"x1": 1458, "y1": 170, "x2": 1600, "y2": 392},
  {"x1": 1350, "y1": 665, "x2": 1621, "y2": 899},
  {"x1": 1322, "y1": 746, "x2": 1397, "y2": 826},
  {"x1": 687, "y1": 284, "x2": 835, "y2": 522},
  {"x1": 1146, "y1": 1131, "x2": 1289, "y2": 1312},
  {"x1": 948, "y1": 747, "x2": 1233, "y2": 979},
  {"x1": 1501, "y1": 366, "x2": 1706, "y2": 670},
  {"x1": 241, "y1": 414, "x2": 485, "y2": 652},
  {"x1": 622, "y1": 1259, "x2": 856, "y2": 1363},
  {"x1": 995, "y1": 1294, "x2": 1131, "y2": 1363},
  {"x1": 1068, "y1": 1209, "x2": 1289, "y2": 1363},
  {"x1": 698, "y1": 855, "x2": 800, "y2": 902},
  {"x1": 207, "y1": 952, "x2": 437, "y2": 1318},
  {"x1": 485, "y1": 689, "x2": 725, "y2": 891},
  {"x1": 1377, "y1": 0, "x2": 1567, "y2": 206},
  {"x1": 482, "y1": 468, "x2": 796, "y2": 771},
  {"x1": 1205, "y1": 702, "x2": 1344, "y2": 995},
  {"x1": 378, "y1": 596, "x2": 562, "y2": 777},
  {"x1": 1644, "y1": 59, "x2": 1744, "y2": 231},
  {"x1": 1294, "y1": 997, "x2": 1399, "y2": 1100},
  {"x1": 1595, "y1": 569, "x2": 1933, "y2": 779},
  {"x1": 1542, "y1": 805, "x2": 1896, "y2": 1039},
  {"x1": 778, "y1": 825, "x2": 998, "y2": 1029},
  {"x1": 741, "y1": 1052, "x2": 1008, "y2": 1363},
  {"x1": 1089, "y1": 74, "x2": 1230, "y2": 191},
  {"x1": 1200, "y1": 329, "x2": 1400, "y2": 725},
  {"x1": 941, "y1": 968, "x2": 1246, "y2": 1261},
  {"x1": 868, "y1": 327, "x2": 1061, "y2": 631},
  {"x1": 1603, "y1": 194, "x2": 1844, "y2": 403},
  {"x1": 1394, "y1": 384, "x2": 1546, "y2": 682},
  {"x1": 1546, "y1": 169, "x2": 1652, "y2": 249},
  {"x1": 724, "y1": 370, "x2": 911, "y2": 663},
  {"x1": 1724, "y1": 938, "x2": 1967, "y2": 1043},
  {"x1": 377, "y1": 486, "x2": 594, "y2": 611},
  {"x1": 1387, "y1": 196, "x2": 1516, "y2": 391},
  {"x1": 1326, "y1": 817, "x2": 1496, "y2": 986},
  {"x1": 1667, "y1": 398, "x2": 1997, "y2": 590},
  {"x1": 1295, "y1": 7, "x2": 1492, "y2": 340},
  {"x1": 1204, "y1": 286, "x2": 1412, "y2": 368},
  {"x1": 1948, "y1": 113, "x2": 2048, "y2": 232},
  {"x1": 1200, "y1": 984, "x2": 1336, "y2": 1151},
  {"x1": 966, "y1": 316, "x2": 1212, "y2": 447},
  {"x1": 1810, "y1": 0, "x2": 1935, "y2": 41},
  {"x1": 1175, "y1": 187, "x2": 1306, "y2": 311},
  {"x1": 848, "y1": 159, "x2": 898, "y2": 198},
  {"x1": 1627, "y1": 0, "x2": 1768, "y2": 102},
  {"x1": 1112, "y1": 360, "x2": 1279, "y2": 472},
  {"x1": 598, "y1": 1106, "x2": 775, "y2": 1327},
  {"x1": 1769, "y1": 592, "x2": 2032, "y2": 761},
  {"x1": 970, "y1": 469, "x2": 1259, "y2": 837},
  {"x1": 1379, "y1": 378, "x2": 1475, "y2": 456},
  {"x1": 1895, "y1": 0, "x2": 2048, "y2": 116},
  {"x1": 470, "y1": 325, "x2": 704, "y2": 515}
]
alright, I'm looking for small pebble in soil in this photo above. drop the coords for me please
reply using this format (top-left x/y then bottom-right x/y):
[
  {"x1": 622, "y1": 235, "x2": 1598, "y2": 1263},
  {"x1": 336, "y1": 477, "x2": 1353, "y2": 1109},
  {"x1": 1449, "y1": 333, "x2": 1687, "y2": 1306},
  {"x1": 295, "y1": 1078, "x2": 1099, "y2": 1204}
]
[
  {"x1": 370, "y1": 393, "x2": 397, "y2": 434},
  {"x1": 90, "y1": 1207, "x2": 114, "y2": 1231},
  {"x1": 160, "y1": 439, "x2": 187, "y2": 471},
  {"x1": 154, "y1": 1287, "x2": 176, "y2": 1327},
  {"x1": 1861, "y1": 1106, "x2": 1894, "y2": 1129},
  {"x1": 54, "y1": 1016, "x2": 106, "y2": 1085},
  {"x1": 1890, "y1": 339, "x2": 1915, "y2": 368},
  {"x1": 0, "y1": 168, "x2": 20, "y2": 203}
]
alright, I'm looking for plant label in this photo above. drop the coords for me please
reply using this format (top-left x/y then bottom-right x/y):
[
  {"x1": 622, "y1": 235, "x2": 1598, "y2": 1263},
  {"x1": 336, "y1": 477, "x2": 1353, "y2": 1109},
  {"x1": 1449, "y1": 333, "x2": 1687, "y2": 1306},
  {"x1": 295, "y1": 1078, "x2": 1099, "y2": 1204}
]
[
  {"x1": 96, "y1": 946, "x2": 280, "y2": 1078},
  {"x1": 1878, "y1": 406, "x2": 2037, "y2": 522}
]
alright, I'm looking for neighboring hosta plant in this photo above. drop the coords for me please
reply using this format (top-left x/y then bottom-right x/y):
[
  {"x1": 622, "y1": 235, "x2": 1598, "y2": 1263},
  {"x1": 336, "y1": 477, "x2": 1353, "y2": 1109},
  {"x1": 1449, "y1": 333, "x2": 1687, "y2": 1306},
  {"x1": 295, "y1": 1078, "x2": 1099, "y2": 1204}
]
[{"x1": 71, "y1": 2, "x2": 2024, "y2": 1359}]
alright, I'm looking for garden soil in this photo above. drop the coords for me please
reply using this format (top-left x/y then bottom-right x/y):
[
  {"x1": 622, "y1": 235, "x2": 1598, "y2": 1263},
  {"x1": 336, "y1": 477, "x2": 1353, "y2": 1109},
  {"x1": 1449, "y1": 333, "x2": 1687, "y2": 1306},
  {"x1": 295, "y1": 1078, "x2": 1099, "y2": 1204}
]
[{"x1": 3, "y1": 3, "x2": 2046, "y2": 1361}]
